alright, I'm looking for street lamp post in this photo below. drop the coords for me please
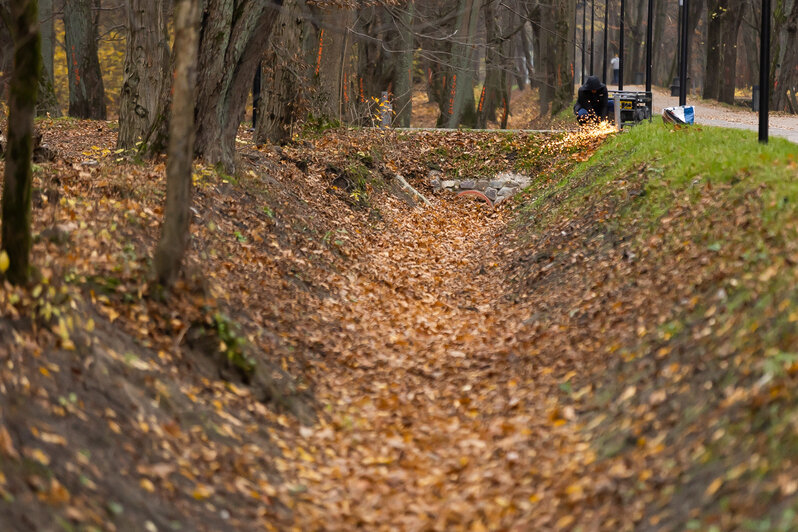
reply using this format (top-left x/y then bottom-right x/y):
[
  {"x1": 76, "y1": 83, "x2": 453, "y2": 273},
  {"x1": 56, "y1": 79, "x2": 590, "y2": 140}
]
[
  {"x1": 678, "y1": 0, "x2": 689, "y2": 106},
  {"x1": 590, "y1": 0, "x2": 595, "y2": 75},
  {"x1": 619, "y1": 0, "x2": 624, "y2": 90},
  {"x1": 645, "y1": 0, "x2": 652, "y2": 93},
  {"x1": 602, "y1": 0, "x2": 609, "y2": 83},
  {"x1": 759, "y1": 0, "x2": 770, "y2": 143}
]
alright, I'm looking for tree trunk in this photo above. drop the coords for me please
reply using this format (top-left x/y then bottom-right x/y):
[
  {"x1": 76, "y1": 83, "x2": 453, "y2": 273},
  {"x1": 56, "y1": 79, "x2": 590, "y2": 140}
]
[
  {"x1": 773, "y1": 0, "x2": 798, "y2": 111},
  {"x1": 2, "y1": 0, "x2": 39, "y2": 285},
  {"x1": 717, "y1": 0, "x2": 743, "y2": 104},
  {"x1": 193, "y1": 0, "x2": 283, "y2": 172},
  {"x1": 445, "y1": 0, "x2": 481, "y2": 128},
  {"x1": 704, "y1": 0, "x2": 723, "y2": 99},
  {"x1": 64, "y1": 0, "x2": 106, "y2": 119},
  {"x1": 118, "y1": 0, "x2": 170, "y2": 149},
  {"x1": 0, "y1": 3, "x2": 14, "y2": 100},
  {"x1": 393, "y1": 1, "x2": 415, "y2": 128},
  {"x1": 35, "y1": 0, "x2": 59, "y2": 116},
  {"x1": 539, "y1": 0, "x2": 574, "y2": 115},
  {"x1": 255, "y1": 0, "x2": 305, "y2": 145},
  {"x1": 313, "y1": 7, "x2": 354, "y2": 122},
  {"x1": 154, "y1": 0, "x2": 200, "y2": 288}
]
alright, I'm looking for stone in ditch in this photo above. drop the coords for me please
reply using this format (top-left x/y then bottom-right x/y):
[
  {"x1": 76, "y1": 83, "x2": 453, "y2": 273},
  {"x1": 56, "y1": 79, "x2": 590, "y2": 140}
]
[
  {"x1": 489, "y1": 180, "x2": 505, "y2": 189},
  {"x1": 430, "y1": 177, "x2": 442, "y2": 191},
  {"x1": 485, "y1": 187, "x2": 498, "y2": 201},
  {"x1": 459, "y1": 180, "x2": 477, "y2": 190},
  {"x1": 441, "y1": 180, "x2": 457, "y2": 189},
  {"x1": 498, "y1": 186, "x2": 518, "y2": 197},
  {"x1": 475, "y1": 180, "x2": 489, "y2": 190}
]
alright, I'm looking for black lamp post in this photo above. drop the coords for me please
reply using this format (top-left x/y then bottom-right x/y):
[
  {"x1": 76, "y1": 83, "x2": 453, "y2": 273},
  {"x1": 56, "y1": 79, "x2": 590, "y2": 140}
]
[
  {"x1": 602, "y1": 0, "x2": 609, "y2": 83},
  {"x1": 619, "y1": 0, "x2": 624, "y2": 90},
  {"x1": 678, "y1": 0, "x2": 689, "y2": 106},
  {"x1": 590, "y1": 0, "x2": 595, "y2": 74},
  {"x1": 645, "y1": 0, "x2": 652, "y2": 93},
  {"x1": 759, "y1": 0, "x2": 770, "y2": 143}
]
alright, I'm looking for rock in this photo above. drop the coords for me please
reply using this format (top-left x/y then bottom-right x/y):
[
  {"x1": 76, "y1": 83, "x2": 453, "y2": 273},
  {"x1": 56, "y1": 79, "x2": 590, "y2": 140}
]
[
  {"x1": 496, "y1": 171, "x2": 532, "y2": 188},
  {"x1": 81, "y1": 159, "x2": 99, "y2": 167},
  {"x1": 33, "y1": 144, "x2": 57, "y2": 163},
  {"x1": 498, "y1": 186, "x2": 518, "y2": 197},
  {"x1": 441, "y1": 180, "x2": 457, "y2": 189},
  {"x1": 430, "y1": 177, "x2": 442, "y2": 191},
  {"x1": 428, "y1": 170, "x2": 443, "y2": 179},
  {"x1": 39, "y1": 222, "x2": 78, "y2": 244},
  {"x1": 475, "y1": 180, "x2": 489, "y2": 190},
  {"x1": 485, "y1": 187, "x2": 498, "y2": 201},
  {"x1": 459, "y1": 180, "x2": 476, "y2": 190},
  {"x1": 489, "y1": 180, "x2": 505, "y2": 189},
  {"x1": 494, "y1": 196, "x2": 507, "y2": 206}
]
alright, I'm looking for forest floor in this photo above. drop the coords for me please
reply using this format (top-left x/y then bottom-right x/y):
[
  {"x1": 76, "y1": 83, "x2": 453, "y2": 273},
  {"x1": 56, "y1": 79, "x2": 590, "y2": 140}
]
[{"x1": 1, "y1": 117, "x2": 798, "y2": 531}]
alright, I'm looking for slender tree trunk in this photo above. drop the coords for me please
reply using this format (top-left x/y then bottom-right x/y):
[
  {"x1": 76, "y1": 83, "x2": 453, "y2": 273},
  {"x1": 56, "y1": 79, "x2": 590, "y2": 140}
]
[
  {"x1": 35, "y1": 0, "x2": 59, "y2": 116},
  {"x1": 2, "y1": 0, "x2": 39, "y2": 285},
  {"x1": 154, "y1": 0, "x2": 200, "y2": 288},
  {"x1": 255, "y1": 0, "x2": 304, "y2": 145},
  {"x1": 63, "y1": 0, "x2": 106, "y2": 119},
  {"x1": 704, "y1": 0, "x2": 723, "y2": 99},
  {"x1": 539, "y1": 0, "x2": 574, "y2": 114},
  {"x1": 717, "y1": 0, "x2": 743, "y2": 104},
  {"x1": 652, "y1": 0, "x2": 668, "y2": 85},
  {"x1": 39, "y1": 0, "x2": 51, "y2": 75},
  {"x1": 445, "y1": 0, "x2": 481, "y2": 128},
  {"x1": 773, "y1": 0, "x2": 798, "y2": 111},
  {"x1": 193, "y1": 0, "x2": 283, "y2": 172},
  {"x1": 313, "y1": 8, "x2": 354, "y2": 121},
  {"x1": 393, "y1": 1, "x2": 415, "y2": 128},
  {"x1": 118, "y1": 0, "x2": 170, "y2": 149}
]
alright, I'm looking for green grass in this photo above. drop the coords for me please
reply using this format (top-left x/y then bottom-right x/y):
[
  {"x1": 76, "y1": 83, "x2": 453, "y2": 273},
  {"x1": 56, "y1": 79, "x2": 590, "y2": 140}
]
[{"x1": 523, "y1": 121, "x2": 798, "y2": 234}]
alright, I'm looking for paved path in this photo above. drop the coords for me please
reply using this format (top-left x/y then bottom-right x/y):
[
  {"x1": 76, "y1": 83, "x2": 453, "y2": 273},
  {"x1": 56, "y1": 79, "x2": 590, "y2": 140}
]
[{"x1": 621, "y1": 85, "x2": 798, "y2": 144}]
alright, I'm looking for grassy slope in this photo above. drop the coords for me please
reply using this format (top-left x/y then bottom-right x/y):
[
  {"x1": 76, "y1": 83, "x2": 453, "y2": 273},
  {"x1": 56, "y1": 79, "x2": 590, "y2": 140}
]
[{"x1": 511, "y1": 122, "x2": 798, "y2": 530}]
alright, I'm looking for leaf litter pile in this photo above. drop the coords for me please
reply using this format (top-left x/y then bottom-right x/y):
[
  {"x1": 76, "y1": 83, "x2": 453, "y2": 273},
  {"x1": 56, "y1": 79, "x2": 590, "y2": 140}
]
[{"x1": 1, "y1": 119, "x2": 798, "y2": 531}]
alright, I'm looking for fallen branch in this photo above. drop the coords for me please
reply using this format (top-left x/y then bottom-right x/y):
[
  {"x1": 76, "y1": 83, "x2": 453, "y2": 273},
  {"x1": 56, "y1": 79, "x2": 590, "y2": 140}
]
[{"x1": 394, "y1": 174, "x2": 431, "y2": 207}]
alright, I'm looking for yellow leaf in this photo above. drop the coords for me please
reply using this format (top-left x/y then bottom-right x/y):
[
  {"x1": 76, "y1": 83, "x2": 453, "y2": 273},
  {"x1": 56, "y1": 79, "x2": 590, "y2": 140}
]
[
  {"x1": 0, "y1": 250, "x2": 8, "y2": 273},
  {"x1": 140, "y1": 478, "x2": 155, "y2": 493},
  {"x1": 192, "y1": 483, "x2": 214, "y2": 500},
  {"x1": 705, "y1": 477, "x2": 722, "y2": 497}
]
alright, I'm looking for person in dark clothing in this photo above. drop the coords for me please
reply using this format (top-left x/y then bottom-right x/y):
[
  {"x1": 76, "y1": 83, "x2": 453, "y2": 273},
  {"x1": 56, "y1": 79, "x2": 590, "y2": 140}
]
[{"x1": 574, "y1": 75, "x2": 612, "y2": 125}]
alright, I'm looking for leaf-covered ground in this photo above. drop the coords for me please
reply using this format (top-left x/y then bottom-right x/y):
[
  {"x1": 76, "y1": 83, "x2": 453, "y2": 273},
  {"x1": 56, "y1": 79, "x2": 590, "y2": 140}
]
[{"x1": 1, "y1": 118, "x2": 797, "y2": 531}]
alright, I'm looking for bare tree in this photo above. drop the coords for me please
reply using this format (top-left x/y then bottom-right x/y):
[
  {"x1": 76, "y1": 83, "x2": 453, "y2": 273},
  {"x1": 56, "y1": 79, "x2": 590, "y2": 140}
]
[
  {"x1": 154, "y1": 0, "x2": 199, "y2": 287},
  {"x1": 2, "y1": 0, "x2": 39, "y2": 284},
  {"x1": 64, "y1": 0, "x2": 106, "y2": 118}
]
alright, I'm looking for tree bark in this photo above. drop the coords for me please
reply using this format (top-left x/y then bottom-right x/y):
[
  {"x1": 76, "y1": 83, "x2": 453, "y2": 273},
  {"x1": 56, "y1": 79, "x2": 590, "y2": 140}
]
[
  {"x1": 539, "y1": 0, "x2": 574, "y2": 115},
  {"x1": 35, "y1": 0, "x2": 59, "y2": 116},
  {"x1": 193, "y1": 0, "x2": 283, "y2": 172},
  {"x1": 704, "y1": 0, "x2": 723, "y2": 99},
  {"x1": 717, "y1": 0, "x2": 743, "y2": 104},
  {"x1": 393, "y1": 1, "x2": 415, "y2": 128},
  {"x1": 118, "y1": 0, "x2": 170, "y2": 149},
  {"x1": 255, "y1": 0, "x2": 305, "y2": 145},
  {"x1": 64, "y1": 0, "x2": 106, "y2": 119},
  {"x1": 773, "y1": 0, "x2": 798, "y2": 111},
  {"x1": 154, "y1": 0, "x2": 200, "y2": 288},
  {"x1": 445, "y1": 0, "x2": 481, "y2": 128},
  {"x1": 313, "y1": 7, "x2": 354, "y2": 121},
  {"x1": 2, "y1": 0, "x2": 39, "y2": 285}
]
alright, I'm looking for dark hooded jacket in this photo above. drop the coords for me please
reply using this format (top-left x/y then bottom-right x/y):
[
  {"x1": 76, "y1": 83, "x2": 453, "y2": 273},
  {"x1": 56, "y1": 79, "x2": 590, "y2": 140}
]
[{"x1": 574, "y1": 75, "x2": 609, "y2": 119}]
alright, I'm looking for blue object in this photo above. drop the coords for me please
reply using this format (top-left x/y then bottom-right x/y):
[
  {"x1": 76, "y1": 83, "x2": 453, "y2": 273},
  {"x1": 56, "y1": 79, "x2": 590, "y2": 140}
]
[{"x1": 684, "y1": 106, "x2": 695, "y2": 124}]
